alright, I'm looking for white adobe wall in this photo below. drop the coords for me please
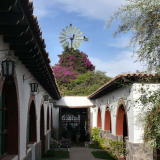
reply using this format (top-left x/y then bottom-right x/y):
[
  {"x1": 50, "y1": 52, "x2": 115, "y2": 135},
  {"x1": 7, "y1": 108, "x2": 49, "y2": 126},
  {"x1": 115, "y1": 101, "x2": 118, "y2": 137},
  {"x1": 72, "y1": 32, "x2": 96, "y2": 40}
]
[
  {"x1": 90, "y1": 83, "x2": 160, "y2": 144},
  {"x1": 0, "y1": 35, "x2": 54, "y2": 160}
]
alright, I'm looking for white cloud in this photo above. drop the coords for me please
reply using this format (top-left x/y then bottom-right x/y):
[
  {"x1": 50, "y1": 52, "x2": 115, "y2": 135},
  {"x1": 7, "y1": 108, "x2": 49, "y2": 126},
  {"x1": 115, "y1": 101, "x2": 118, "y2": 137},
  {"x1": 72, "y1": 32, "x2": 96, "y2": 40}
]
[
  {"x1": 31, "y1": 0, "x2": 126, "y2": 20},
  {"x1": 90, "y1": 51, "x2": 145, "y2": 78},
  {"x1": 107, "y1": 36, "x2": 131, "y2": 49}
]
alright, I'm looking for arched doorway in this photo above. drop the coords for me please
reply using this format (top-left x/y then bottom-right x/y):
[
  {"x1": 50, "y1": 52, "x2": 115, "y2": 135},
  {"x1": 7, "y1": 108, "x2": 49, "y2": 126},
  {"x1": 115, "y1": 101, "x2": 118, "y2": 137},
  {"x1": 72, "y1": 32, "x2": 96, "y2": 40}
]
[
  {"x1": 40, "y1": 105, "x2": 45, "y2": 155},
  {"x1": 97, "y1": 108, "x2": 102, "y2": 128},
  {"x1": 105, "y1": 107, "x2": 111, "y2": 132},
  {"x1": 27, "y1": 101, "x2": 37, "y2": 143},
  {"x1": 0, "y1": 77, "x2": 19, "y2": 156},
  {"x1": 116, "y1": 104, "x2": 128, "y2": 138},
  {"x1": 47, "y1": 107, "x2": 49, "y2": 130}
]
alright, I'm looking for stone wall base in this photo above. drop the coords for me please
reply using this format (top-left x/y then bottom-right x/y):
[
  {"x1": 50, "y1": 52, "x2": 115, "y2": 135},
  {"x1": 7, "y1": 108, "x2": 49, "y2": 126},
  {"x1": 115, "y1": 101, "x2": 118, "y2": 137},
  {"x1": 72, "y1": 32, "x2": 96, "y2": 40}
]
[
  {"x1": 126, "y1": 141, "x2": 153, "y2": 160},
  {"x1": 100, "y1": 130, "x2": 154, "y2": 160}
]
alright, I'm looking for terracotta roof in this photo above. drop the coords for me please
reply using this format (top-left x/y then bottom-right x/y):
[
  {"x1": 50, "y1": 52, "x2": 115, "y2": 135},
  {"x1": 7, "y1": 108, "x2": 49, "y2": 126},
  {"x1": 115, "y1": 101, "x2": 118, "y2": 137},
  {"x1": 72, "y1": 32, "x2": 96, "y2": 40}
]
[
  {"x1": 88, "y1": 73, "x2": 158, "y2": 100},
  {"x1": 0, "y1": 0, "x2": 61, "y2": 99}
]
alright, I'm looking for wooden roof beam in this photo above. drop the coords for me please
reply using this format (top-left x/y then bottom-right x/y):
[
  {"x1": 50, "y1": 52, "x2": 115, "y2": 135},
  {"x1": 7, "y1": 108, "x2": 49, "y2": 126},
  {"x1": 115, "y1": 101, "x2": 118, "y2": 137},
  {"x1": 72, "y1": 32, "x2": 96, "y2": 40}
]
[
  {"x1": 0, "y1": 11, "x2": 24, "y2": 25},
  {"x1": 0, "y1": 0, "x2": 17, "y2": 12}
]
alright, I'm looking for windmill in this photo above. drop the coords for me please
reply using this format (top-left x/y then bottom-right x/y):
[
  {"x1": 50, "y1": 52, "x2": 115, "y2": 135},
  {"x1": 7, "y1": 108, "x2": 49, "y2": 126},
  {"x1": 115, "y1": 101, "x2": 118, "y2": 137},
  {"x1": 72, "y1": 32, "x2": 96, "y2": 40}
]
[{"x1": 59, "y1": 24, "x2": 88, "y2": 50}]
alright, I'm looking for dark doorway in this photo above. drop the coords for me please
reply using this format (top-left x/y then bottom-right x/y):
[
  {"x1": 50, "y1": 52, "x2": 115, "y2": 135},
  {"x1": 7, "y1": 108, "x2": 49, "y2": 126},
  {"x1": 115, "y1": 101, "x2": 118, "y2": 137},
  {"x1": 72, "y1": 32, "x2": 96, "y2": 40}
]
[
  {"x1": 40, "y1": 105, "x2": 45, "y2": 155},
  {"x1": 97, "y1": 108, "x2": 102, "y2": 128},
  {"x1": 116, "y1": 105, "x2": 128, "y2": 138},
  {"x1": 59, "y1": 108, "x2": 89, "y2": 143},
  {"x1": 0, "y1": 77, "x2": 18, "y2": 156},
  {"x1": 28, "y1": 101, "x2": 37, "y2": 143},
  {"x1": 105, "y1": 109, "x2": 111, "y2": 132}
]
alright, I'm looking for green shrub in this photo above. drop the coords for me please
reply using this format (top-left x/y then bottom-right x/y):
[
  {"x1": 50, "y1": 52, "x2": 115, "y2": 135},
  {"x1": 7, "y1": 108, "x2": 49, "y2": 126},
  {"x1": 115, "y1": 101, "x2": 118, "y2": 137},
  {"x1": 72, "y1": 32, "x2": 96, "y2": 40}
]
[
  {"x1": 109, "y1": 139, "x2": 127, "y2": 159},
  {"x1": 91, "y1": 127, "x2": 106, "y2": 149}
]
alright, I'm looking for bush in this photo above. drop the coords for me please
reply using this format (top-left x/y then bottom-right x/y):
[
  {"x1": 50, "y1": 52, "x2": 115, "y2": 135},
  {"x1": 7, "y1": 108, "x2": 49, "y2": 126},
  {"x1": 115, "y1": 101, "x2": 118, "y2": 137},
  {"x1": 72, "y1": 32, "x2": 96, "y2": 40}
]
[
  {"x1": 64, "y1": 71, "x2": 111, "y2": 96},
  {"x1": 50, "y1": 138, "x2": 71, "y2": 148},
  {"x1": 91, "y1": 127, "x2": 106, "y2": 149},
  {"x1": 59, "y1": 137, "x2": 71, "y2": 148},
  {"x1": 108, "y1": 139, "x2": 127, "y2": 159}
]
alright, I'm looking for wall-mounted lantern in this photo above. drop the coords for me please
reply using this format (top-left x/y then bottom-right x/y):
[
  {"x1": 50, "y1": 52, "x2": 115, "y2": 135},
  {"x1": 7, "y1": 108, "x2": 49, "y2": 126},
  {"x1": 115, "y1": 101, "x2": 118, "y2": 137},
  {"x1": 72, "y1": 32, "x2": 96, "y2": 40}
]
[
  {"x1": 2, "y1": 60, "x2": 14, "y2": 77},
  {"x1": 30, "y1": 83, "x2": 38, "y2": 92},
  {"x1": 49, "y1": 99, "x2": 56, "y2": 106},
  {"x1": 43, "y1": 95, "x2": 49, "y2": 101}
]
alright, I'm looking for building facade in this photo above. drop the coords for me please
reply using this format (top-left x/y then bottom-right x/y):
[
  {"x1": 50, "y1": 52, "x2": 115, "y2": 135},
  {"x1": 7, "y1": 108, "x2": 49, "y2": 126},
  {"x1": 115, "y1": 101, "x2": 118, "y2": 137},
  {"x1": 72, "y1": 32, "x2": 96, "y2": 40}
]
[
  {"x1": 88, "y1": 73, "x2": 160, "y2": 160},
  {"x1": 0, "y1": 0, "x2": 61, "y2": 159}
]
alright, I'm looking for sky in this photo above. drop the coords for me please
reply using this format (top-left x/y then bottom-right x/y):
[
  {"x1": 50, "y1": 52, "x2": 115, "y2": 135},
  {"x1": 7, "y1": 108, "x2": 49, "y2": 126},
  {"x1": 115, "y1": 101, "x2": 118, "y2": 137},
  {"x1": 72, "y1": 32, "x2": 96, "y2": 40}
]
[{"x1": 31, "y1": 0, "x2": 144, "y2": 77}]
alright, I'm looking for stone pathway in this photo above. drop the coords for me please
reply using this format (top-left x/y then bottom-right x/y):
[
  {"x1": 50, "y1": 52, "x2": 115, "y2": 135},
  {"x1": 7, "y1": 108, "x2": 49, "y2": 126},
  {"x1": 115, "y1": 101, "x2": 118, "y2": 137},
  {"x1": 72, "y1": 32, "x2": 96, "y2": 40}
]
[
  {"x1": 70, "y1": 147, "x2": 96, "y2": 160},
  {"x1": 42, "y1": 147, "x2": 106, "y2": 160}
]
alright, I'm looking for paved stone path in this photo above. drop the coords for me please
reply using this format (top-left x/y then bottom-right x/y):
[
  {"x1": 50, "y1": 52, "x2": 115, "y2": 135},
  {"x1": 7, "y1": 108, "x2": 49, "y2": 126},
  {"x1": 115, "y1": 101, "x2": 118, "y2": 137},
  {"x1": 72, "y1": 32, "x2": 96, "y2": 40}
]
[
  {"x1": 42, "y1": 147, "x2": 104, "y2": 160},
  {"x1": 70, "y1": 147, "x2": 96, "y2": 160}
]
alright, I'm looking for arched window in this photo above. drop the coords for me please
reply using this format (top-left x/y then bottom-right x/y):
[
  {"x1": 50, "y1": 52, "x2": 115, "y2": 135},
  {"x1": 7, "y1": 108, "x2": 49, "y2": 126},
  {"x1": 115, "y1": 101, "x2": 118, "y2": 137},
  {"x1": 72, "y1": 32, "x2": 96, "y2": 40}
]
[
  {"x1": 28, "y1": 101, "x2": 37, "y2": 143},
  {"x1": 105, "y1": 108, "x2": 111, "y2": 132},
  {"x1": 40, "y1": 105, "x2": 45, "y2": 154},
  {"x1": 116, "y1": 105, "x2": 128, "y2": 138},
  {"x1": 47, "y1": 107, "x2": 49, "y2": 130},
  {"x1": 0, "y1": 77, "x2": 18, "y2": 156},
  {"x1": 97, "y1": 108, "x2": 102, "y2": 128}
]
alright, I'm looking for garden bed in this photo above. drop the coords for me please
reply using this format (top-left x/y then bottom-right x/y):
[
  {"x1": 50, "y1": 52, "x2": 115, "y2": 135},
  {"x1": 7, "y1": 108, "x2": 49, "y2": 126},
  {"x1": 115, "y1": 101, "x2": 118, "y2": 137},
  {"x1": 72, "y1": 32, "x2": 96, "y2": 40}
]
[
  {"x1": 43, "y1": 150, "x2": 70, "y2": 159},
  {"x1": 92, "y1": 151, "x2": 117, "y2": 160}
]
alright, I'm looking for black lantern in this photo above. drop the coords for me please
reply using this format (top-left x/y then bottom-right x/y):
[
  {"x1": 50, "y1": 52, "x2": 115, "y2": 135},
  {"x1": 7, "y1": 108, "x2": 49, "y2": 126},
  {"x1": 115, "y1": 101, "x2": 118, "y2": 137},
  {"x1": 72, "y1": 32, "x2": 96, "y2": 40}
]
[
  {"x1": 43, "y1": 95, "x2": 49, "y2": 101},
  {"x1": 2, "y1": 60, "x2": 14, "y2": 77},
  {"x1": 30, "y1": 83, "x2": 38, "y2": 92},
  {"x1": 49, "y1": 99, "x2": 54, "y2": 103}
]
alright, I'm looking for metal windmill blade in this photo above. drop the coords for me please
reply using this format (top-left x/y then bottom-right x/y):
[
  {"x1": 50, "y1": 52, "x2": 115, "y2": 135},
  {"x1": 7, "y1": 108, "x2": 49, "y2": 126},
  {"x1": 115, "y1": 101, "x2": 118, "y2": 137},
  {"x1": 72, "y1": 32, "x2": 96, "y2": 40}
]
[
  {"x1": 59, "y1": 24, "x2": 88, "y2": 50},
  {"x1": 66, "y1": 26, "x2": 70, "y2": 34},
  {"x1": 73, "y1": 26, "x2": 77, "y2": 34},
  {"x1": 59, "y1": 36, "x2": 66, "y2": 40},
  {"x1": 62, "y1": 29, "x2": 67, "y2": 36},
  {"x1": 75, "y1": 39, "x2": 83, "y2": 43},
  {"x1": 76, "y1": 32, "x2": 83, "y2": 37},
  {"x1": 76, "y1": 36, "x2": 84, "y2": 40},
  {"x1": 62, "y1": 41, "x2": 69, "y2": 48},
  {"x1": 74, "y1": 28, "x2": 80, "y2": 35}
]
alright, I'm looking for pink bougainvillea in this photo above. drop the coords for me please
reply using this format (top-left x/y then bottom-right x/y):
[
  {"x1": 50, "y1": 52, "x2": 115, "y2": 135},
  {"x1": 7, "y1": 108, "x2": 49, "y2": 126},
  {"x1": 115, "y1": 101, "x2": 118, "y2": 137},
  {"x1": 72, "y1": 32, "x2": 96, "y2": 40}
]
[
  {"x1": 52, "y1": 48, "x2": 95, "y2": 86},
  {"x1": 52, "y1": 66, "x2": 79, "y2": 84}
]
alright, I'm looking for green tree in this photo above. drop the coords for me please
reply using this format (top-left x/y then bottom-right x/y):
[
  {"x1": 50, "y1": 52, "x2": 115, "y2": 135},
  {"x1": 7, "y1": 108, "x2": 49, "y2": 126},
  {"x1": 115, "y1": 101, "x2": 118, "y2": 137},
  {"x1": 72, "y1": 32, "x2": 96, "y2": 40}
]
[
  {"x1": 108, "y1": 0, "x2": 160, "y2": 150},
  {"x1": 64, "y1": 71, "x2": 111, "y2": 96},
  {"x1": 108, "y1": 0, "x2": 160, "y2": 72}
]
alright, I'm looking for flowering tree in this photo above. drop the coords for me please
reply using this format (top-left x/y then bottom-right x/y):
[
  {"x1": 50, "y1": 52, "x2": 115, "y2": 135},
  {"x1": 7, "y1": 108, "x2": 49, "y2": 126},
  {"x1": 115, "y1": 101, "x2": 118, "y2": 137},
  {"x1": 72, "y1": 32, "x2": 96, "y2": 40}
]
[
  {"x1": 52, "y1": 48, "x2": 95, "y2": 94},
  {"x1": 52, "y1": 48, "x2": 110, "y2": 95},
  {"x1": 57, "y1": 47, "x2": 95, "y2": 74}
]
